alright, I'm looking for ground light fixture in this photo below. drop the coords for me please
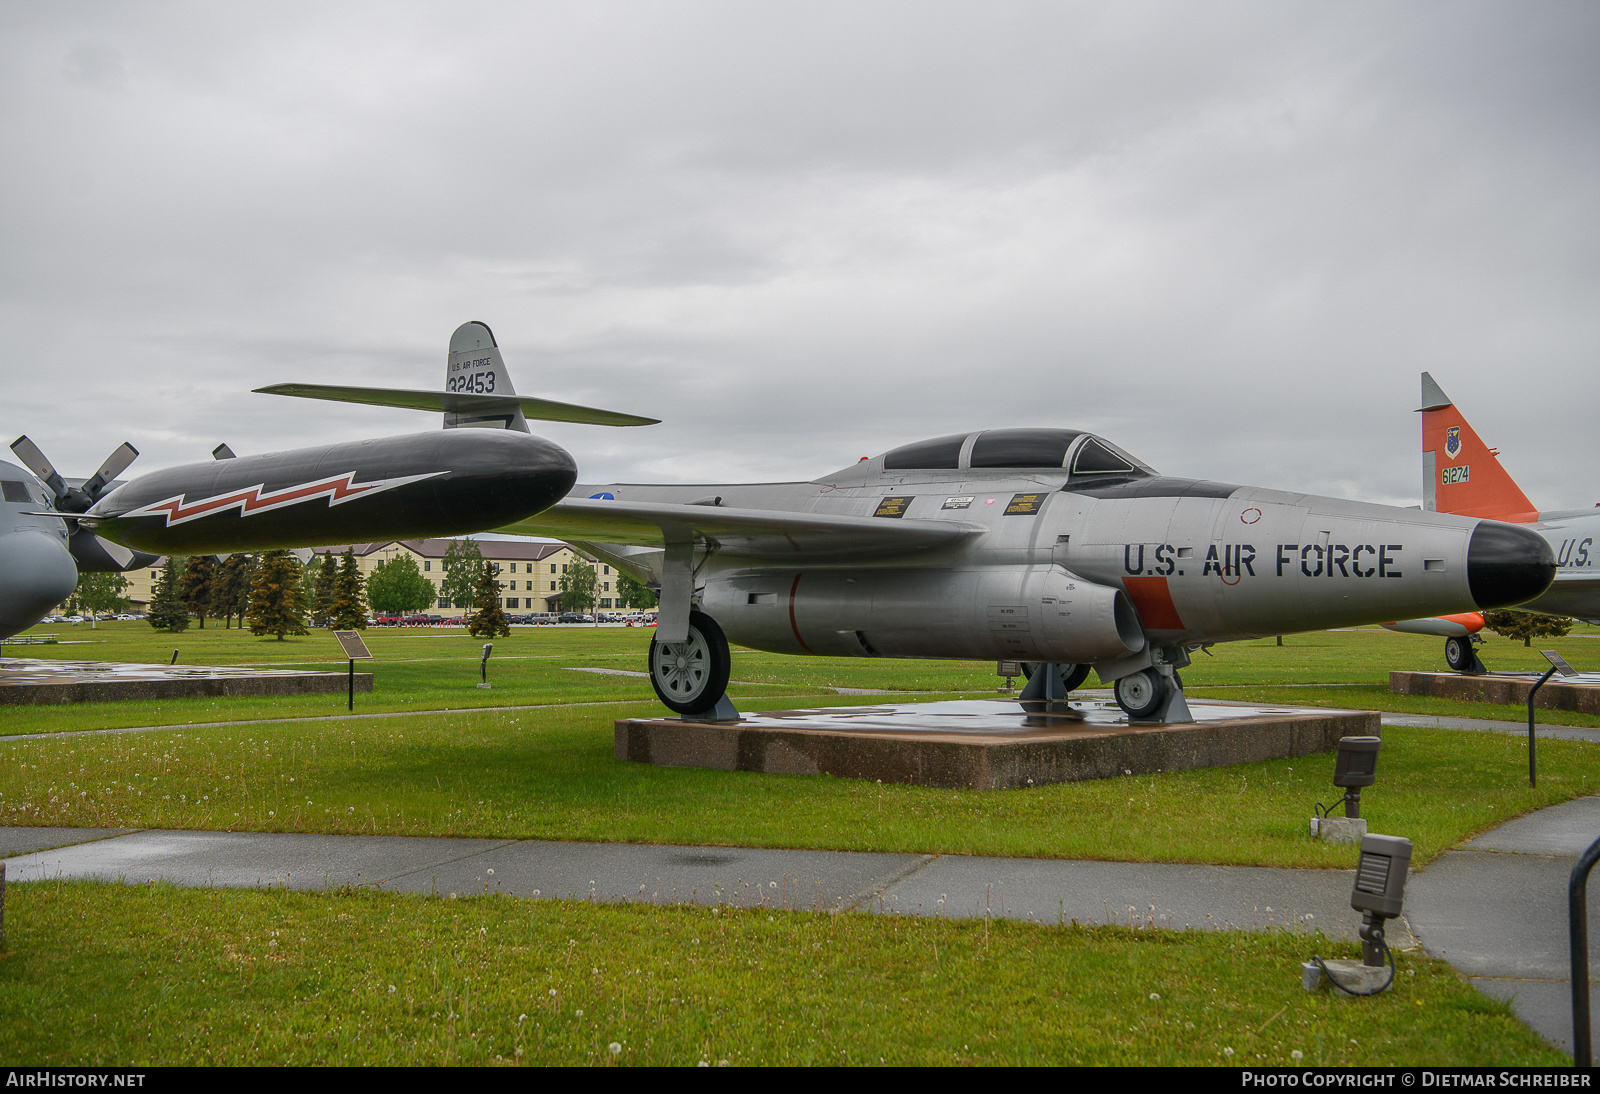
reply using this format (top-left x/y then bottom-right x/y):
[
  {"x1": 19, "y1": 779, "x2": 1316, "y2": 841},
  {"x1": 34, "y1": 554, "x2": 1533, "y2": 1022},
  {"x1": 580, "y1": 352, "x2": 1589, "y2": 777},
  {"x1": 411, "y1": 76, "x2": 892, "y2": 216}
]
[
  {"x1": 1316, "y1": 735, "x2": 1380, "y2": 820},
  {"x1": 1306, "y1": 833, "x2": 1412, "y2": 996},
  {"x1": 478, "y1": 643, "x2": 493, "y2": 689}
]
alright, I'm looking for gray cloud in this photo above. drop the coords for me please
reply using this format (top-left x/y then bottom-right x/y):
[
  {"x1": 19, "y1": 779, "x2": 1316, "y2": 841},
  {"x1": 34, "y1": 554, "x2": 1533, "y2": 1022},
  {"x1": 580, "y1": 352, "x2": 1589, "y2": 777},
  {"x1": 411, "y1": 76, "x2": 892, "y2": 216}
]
[{"x1": 2, "y1": 1, "x2": 1594, "y2": 512}]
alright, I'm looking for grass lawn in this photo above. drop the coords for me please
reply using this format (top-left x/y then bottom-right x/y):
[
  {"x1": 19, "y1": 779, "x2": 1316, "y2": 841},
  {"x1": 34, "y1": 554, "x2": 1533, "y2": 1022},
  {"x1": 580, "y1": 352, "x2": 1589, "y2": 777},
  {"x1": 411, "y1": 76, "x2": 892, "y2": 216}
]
[
  {"x1": 0, "y1": 620, "x2": 1595, "y2": 1064},
  {"x1": 0, "y1": 881, "x2": 1565, "y2": 1067}
]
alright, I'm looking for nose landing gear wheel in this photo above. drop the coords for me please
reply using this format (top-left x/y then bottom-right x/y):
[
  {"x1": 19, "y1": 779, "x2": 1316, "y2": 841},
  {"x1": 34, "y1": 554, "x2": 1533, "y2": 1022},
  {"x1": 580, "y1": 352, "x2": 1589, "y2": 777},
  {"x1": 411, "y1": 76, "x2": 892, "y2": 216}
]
[
  {"x1": 648, "y1": 610, "x2": 732, "y2": 715},
  {"x1": 1444, "y1": 636, "x2": 1471, "y2": 672},
  {"x1": 1114, "y1": 668, "x2": 1169, "y2": 720}
]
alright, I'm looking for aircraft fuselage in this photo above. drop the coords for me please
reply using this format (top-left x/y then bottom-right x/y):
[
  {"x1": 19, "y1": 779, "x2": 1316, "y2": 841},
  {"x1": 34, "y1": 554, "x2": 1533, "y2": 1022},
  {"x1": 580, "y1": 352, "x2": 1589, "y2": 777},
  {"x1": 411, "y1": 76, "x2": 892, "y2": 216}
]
[
  {"x1": 571, "y1": 461, "x2": 1552, "y2": 672},
  {"x1": 89, "y1": 429, "x2": 577, "y2": 555}
]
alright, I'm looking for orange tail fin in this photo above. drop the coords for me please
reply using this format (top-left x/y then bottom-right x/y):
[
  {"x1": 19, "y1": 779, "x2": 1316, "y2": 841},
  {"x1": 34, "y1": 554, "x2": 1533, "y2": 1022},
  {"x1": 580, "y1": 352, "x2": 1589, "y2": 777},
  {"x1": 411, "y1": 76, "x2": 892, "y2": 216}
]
[{"x1": 1420, "y1": 372, "x2": 1539, "y2": 523}]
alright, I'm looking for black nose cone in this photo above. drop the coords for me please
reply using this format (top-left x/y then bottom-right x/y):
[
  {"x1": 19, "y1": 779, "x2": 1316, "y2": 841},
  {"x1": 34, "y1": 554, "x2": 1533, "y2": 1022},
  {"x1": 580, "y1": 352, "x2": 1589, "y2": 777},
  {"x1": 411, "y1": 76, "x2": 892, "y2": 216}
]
[{"x1": 1468, "y1": 521, "x2": 1556, "y2": 609}]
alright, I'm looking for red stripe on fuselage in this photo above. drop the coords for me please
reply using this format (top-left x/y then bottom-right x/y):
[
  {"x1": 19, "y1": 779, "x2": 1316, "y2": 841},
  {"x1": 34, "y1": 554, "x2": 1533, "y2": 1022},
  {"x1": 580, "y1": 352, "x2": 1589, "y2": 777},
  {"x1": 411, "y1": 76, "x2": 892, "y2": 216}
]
[
  {"x1": 788, "y1": 572, "x2": 813, "y2": 653},
  {"x1": 1122, "y1": 576, "x2": 1185, "y2": 630}
]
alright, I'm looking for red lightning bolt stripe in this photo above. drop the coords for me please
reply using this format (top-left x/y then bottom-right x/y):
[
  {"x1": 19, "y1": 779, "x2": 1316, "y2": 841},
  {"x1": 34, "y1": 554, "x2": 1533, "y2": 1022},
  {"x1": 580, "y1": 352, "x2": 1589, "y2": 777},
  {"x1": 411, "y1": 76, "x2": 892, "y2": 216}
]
[{"x1": 118, "y1": 471, "x2": 443, "y2": 527}]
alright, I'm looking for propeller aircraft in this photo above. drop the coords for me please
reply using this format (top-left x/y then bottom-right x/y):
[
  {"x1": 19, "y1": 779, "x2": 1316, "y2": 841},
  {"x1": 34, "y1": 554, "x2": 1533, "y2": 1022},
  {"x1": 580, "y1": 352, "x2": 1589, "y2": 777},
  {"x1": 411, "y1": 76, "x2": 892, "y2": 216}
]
[{"x1": 1, "y1": 321, "x2": 652, "y2": 639}]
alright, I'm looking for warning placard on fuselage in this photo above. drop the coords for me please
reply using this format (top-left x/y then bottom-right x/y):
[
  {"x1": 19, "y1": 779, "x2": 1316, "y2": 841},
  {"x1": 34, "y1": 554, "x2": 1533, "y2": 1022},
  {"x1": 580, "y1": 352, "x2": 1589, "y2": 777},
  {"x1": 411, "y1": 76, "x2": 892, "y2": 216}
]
[
  {"x1": 1004, "y1": 493, "x2": 1048, "y2": 516},
  {"x1": 874, "y1": 496, "x2": 914, "y2": 518}
]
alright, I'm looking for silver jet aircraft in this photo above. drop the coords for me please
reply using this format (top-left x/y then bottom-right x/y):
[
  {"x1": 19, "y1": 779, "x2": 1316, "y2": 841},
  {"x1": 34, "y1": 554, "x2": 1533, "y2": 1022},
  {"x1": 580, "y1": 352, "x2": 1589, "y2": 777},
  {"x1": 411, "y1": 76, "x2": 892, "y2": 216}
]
[{"x1": 263, "y1": 327, "x2": 1557, "y2": 723}]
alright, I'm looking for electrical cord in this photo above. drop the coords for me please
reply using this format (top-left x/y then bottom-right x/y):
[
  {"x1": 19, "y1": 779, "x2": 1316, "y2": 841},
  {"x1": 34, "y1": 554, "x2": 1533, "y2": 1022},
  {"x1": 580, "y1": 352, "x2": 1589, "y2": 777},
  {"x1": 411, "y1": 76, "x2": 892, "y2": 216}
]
[{"x1": 1311, "y1": 927, "x2": 1396, "y2": 997}]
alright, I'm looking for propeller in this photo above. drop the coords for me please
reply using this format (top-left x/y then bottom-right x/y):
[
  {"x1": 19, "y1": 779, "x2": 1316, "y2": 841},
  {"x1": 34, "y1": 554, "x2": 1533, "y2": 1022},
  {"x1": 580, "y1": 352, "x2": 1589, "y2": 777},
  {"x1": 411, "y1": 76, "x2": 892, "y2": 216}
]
[
  {"x1": 9, "y1": 435, "x2": 152, "y2": 572},
  {"x1": 10, "y1": 435, "x2": 138, "y2": 514}
]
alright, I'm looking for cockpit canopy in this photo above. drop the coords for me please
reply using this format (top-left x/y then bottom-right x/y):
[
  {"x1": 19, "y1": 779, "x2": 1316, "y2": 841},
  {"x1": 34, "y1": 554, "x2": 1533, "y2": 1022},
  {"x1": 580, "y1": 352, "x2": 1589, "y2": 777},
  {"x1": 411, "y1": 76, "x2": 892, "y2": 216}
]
[{"x1": 881, "y1": 428, "x2": 1153, "y2": 477}]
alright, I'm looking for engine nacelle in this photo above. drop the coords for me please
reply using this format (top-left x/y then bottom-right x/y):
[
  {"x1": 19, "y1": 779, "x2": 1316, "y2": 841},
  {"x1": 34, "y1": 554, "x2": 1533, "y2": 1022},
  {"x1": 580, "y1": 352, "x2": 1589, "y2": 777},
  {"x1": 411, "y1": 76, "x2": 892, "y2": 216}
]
[{"x1": 703, "y1": 565, "x2": 1146, "y2": 663}]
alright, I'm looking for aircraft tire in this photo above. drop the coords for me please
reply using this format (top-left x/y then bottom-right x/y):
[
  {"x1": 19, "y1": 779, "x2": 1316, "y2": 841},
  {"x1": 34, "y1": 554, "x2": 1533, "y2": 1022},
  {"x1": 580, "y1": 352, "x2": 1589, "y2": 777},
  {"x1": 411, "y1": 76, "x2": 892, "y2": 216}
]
[
  {"x1": 1019, "y1": 663, "x2": 1093, "y2": 692},
  {"x1": 1444, "y1": 636, "x2": 1471, "y2": 673},
  {"x1": 648, "y1": 610, "x2": 732, "y2": 715},
  {"x1": 1113, "y1": 668, "x2": 1168, "y2": 719}
]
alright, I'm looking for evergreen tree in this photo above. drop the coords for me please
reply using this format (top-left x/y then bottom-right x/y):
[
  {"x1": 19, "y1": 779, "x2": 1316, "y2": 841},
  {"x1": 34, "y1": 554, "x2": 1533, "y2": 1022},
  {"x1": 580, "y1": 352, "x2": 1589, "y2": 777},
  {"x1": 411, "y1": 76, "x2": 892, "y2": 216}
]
[
  {"x1": 247, "y1": 549, "x2": 308, "y2": 640},
  {"x1": 179, "y1": 555, "x2": 215, "y2": 628},
  {"x1": 312, "y1": 552, "x2": 338, "y2": 627},
  {"x1": 440, "y1": 539, "x2": 484, "y2": 611},
  {"x1": 616, "y1": 572, "x2": 658, "y2": 610},
  {"x1": 208, "y1": 554, "x2": 253, "y2": 629},
  {"x1": 558, "y1": 557, "x2": 599, "y2": 618},
  {"x1": 147, "y1": 556, "x2": 190, "y2": 632},
  {"x1": 367, "y1": 553, "x2": 435, "y2": 615},
  {"x1": 1482, "y1": 609, "x2": 1574, "y2": 648},
  {"x1": 331, "y1": 547, "x2": 368, "y2": 629},
  {"x1": 468, "y1": 562, "x2": 509, "y2": 637}
]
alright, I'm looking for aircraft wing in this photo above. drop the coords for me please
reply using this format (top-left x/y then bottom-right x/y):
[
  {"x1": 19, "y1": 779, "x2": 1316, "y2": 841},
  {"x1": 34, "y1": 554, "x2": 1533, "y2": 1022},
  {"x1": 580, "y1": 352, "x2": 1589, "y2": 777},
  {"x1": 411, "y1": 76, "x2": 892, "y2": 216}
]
[
  {"x1": 497, "y1": 498, "x2": 987, "y2": 561},
  {"x1": 252, "y1": 383, "x2": 659, "y2": 427}
]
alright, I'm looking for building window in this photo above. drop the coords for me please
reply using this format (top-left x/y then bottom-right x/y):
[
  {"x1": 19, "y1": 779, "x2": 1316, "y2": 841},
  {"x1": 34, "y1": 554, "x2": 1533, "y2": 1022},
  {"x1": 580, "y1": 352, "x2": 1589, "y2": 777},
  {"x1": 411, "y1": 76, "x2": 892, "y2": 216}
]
[
  {"x1": 509, "y1": 563, "x2": 517, "y2": 573},
  {"x1": 438, "y1": 598, "x2": 448, "y2": 608},
  {"x1": 603, "y1": 565, "x2": 610, "y2": 575},
  {"x1": 561, "y1": 564, "x2": 567, "y2": 573},
  {"x1": 603, "y1": 582, "x2": 609, "y2": 591},
  {"x1": 550, "y1": 564, "x2": 556, "y2": 573},
  {"x1": 424, "y1": 561, "x2": 431, "y2": 571},
  {"x1": 600, "y1": 598, "x2": 612, "y2": 609},
  {"x1": 550, "y1": 581, "x2": 556, "y2": 591},
  {"x1": 507, "y1": 598, "x2": 518, "y2": 609},
  {"x1": 509, "y1": 581, "x2": 516, "y2": 591}
]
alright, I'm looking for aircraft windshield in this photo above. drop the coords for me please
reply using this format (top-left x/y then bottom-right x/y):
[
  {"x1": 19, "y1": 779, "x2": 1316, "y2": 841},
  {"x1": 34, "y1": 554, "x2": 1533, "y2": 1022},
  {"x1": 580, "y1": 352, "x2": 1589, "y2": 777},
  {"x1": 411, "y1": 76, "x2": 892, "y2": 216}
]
[
  {"x1": 969, "y1": 429, "x2": 1083, "y2": 469},
  {"x1": 882, "y1": 433, "x2": 965, "y2": 470}
]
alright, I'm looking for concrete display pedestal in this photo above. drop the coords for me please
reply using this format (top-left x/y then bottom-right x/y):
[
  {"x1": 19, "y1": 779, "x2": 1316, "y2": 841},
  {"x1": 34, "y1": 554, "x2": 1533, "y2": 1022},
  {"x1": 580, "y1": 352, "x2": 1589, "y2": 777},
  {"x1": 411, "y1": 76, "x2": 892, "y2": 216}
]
[
  {"x1": 616, "y1": 697, "x2": 1379, "y2": 790},
  {"x1": 1302, "y1": 959, "x2": 1390, "y2": 994},
  {"x1": 1309, "y1": 816, "x2": 1368, "y2": 844},
  {"x1": 1391, "y1": 670, "x2": 1600, "y2": 715},
  {"x1": 0, "y1": 658, "x2": 373, "y2": 705}
]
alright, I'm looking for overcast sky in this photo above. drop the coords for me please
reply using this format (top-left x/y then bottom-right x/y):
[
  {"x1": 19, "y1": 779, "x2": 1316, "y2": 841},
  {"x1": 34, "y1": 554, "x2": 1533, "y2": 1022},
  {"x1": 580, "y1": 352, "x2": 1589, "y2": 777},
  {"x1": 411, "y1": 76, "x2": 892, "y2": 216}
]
[{"x1": 3, "y1": 1, "x2": 1595, "y2": 514}]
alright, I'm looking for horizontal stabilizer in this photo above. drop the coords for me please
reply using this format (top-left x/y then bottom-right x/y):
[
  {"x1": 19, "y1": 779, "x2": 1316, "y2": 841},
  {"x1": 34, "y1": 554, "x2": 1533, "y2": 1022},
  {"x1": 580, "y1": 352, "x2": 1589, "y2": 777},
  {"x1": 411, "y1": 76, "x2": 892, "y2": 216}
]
[{"x1": 252, "y1": 383, "x2": 659, "y2": 428}]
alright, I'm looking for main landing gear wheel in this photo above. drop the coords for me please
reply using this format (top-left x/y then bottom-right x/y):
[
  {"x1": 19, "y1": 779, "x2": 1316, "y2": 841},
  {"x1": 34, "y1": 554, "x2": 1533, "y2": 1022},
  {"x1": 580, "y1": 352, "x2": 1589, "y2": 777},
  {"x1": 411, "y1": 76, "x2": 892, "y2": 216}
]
[
  {"x1": 1114, "y1": 668, "x2": 1169, "y2": 720},
  {"x1": 1020, "y1": 662, "x2": 1093, "y2": 692},
  {"x1": 1444, "y1": 636, "x2": 1473, "y2": 673},
  {"x1": 649, "y1": 610, "x2": 732, "y2": 716}
]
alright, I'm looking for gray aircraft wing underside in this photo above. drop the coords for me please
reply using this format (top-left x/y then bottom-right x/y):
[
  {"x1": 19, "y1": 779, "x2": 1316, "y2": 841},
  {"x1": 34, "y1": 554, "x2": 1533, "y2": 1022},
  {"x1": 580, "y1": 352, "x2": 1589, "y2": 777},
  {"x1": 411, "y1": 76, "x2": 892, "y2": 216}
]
[
  {"x1": 252, "y1": 383, "x2": 659, "y2": 428},
  {"x1": 496, "y1": 497, "x2": 987, "y2": 562}
]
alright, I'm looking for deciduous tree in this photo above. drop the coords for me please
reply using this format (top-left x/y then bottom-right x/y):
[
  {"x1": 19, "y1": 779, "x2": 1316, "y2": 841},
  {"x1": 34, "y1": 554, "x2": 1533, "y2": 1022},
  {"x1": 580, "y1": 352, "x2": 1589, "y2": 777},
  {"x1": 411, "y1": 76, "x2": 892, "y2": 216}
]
[
  {"x1": 72, "y1": 571, "x2": 130, "y2": 627},
  {"x1": 440, "y1": 539, "x2": 484, "y2": 612},
  {"x1": 368, "y1": 553, "x2": 435, "y2": 615},
  {"x1": 558, "y1": 557, "x2": 598, "y2": 618},
  {"x1": 1482, "y1": 609, "x2": 1574, "y2": 648},
  {"x1": 616, "y1": 572, "x2": 658, "y2": 610}
]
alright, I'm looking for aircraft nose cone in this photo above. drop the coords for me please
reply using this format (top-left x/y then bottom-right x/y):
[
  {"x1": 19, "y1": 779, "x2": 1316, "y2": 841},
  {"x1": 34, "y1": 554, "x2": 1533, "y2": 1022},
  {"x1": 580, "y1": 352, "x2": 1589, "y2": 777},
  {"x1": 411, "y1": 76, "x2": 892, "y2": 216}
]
[
  {"x1": 1468, "y1": 521, "x2": 1557, "y2": 609},
  {"x1": 0, "y1": 530, "x2": 79, "y2": 639}
]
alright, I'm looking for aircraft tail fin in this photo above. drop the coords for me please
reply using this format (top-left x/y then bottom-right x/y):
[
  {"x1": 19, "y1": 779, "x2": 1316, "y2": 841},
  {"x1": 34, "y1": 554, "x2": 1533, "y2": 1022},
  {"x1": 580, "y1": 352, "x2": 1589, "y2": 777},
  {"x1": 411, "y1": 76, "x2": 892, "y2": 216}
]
[
  {"x1": 252, "y1": 321, "x2": 659, "y2": 429},
  {"x1": 443, "y1": 321, "x2": 528, "y2": 432},
  {"x1": 1420, "y1": 372, "x2": 1539, "y2": 523}
]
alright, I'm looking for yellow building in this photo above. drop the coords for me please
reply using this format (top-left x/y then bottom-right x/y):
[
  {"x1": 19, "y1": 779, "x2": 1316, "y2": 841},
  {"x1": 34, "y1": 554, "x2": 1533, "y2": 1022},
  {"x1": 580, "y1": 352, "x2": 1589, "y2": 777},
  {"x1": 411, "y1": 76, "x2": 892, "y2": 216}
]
[{"x1": 119, "y1": 538, "x2": 633, "y2": 618}]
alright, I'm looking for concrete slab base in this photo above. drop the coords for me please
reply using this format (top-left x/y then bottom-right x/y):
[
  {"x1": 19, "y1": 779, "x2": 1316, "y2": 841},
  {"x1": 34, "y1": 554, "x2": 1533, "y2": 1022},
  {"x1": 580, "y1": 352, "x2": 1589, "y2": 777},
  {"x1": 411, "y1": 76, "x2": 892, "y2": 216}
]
[
  {"x1": 1310, "y1": 817, "x2": 1368, "y2": 844},
  {"x1": 616, "y1": 697, "x2": 1380, "y2": 789},
  {"x1": 1391, "y1": 670, "x2": 1600, "y2": 715},
  {"x1": 0, "y1": 658, "x2": 372, "y2": 705},
  {"x1": 1302, "y1": 959, "x2": 1391, "y2": 994}
]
